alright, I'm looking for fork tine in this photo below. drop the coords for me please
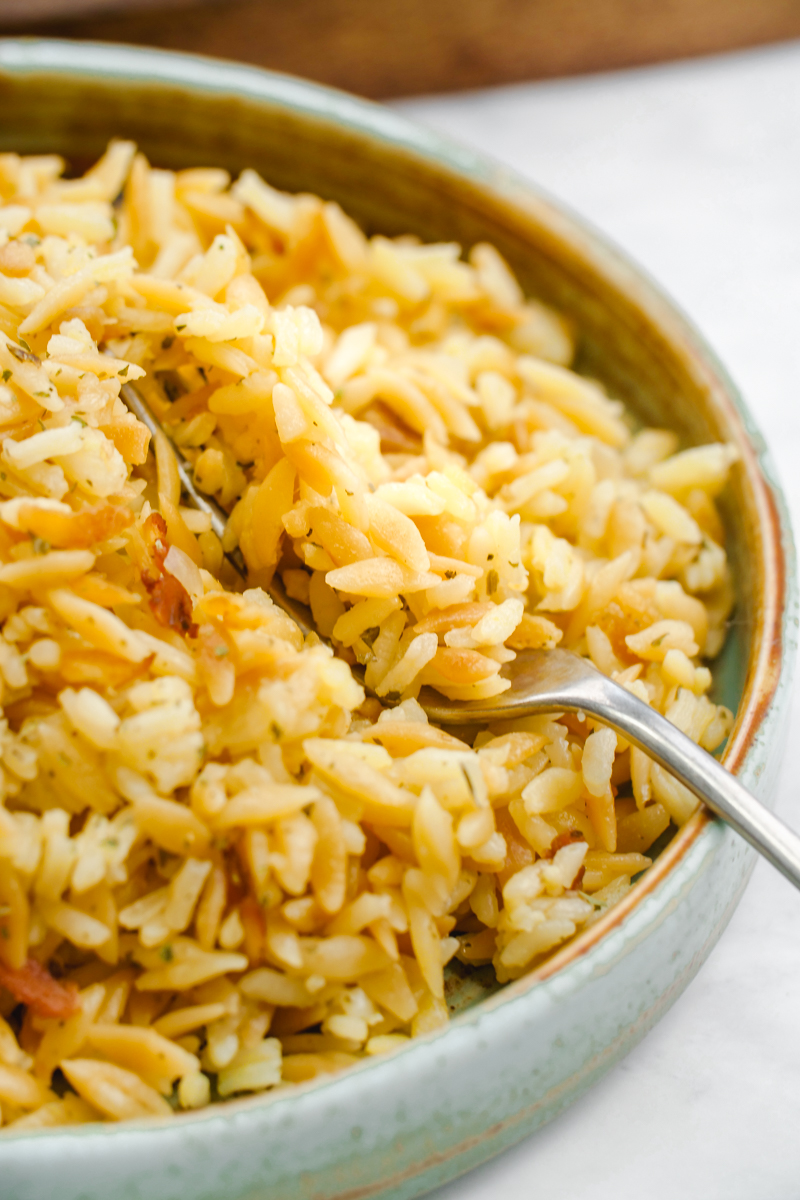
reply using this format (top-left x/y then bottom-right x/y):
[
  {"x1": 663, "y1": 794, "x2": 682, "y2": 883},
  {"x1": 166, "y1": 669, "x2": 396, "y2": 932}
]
[{"x1": 118, "y1": 379, "x2": 315, "y2": 637}]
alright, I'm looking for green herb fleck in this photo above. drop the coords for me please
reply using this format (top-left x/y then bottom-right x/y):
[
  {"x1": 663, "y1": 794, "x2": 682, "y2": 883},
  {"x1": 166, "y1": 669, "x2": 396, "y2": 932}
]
[
  {"x1": 214, "y1": 644, "x2": 229, "y2": 657},
  {"x1": 1, "y1": 370, "x2": 10, "y2": 383},
  {"x1": 160, "y1": 944, "x2": 174, "y2": 962},
  {"x1": 32, "y1": 537, "x2": 50, "y2": 555},
  {"x1": 118, "y1": 365, "x2": 129, "y2": 377},
  {"x1": 161, "y1": 335, "x2": 175, "y2": 350},
  {"x1": 486, "y1": 568, "x2": 499, "y2": 595},
  {"x1": 444, "y1": 569, "x2": 456, "y2": 580},
  {"x1": 269, "y1": 721, "x2": 283, "y2": 741},
  {"x1": 9, "y1": 344, "x2": 39, "y2": 365}
]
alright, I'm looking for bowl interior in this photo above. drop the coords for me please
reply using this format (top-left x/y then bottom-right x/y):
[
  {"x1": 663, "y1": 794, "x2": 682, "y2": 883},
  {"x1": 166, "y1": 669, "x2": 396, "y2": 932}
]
[{"x1": 0, "y1": 40, "x2": 776, "y2": 1020}]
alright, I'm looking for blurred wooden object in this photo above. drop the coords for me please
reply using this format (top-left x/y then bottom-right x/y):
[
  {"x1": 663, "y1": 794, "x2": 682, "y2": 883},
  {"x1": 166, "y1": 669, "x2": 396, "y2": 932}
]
[{"x1": 6, "y1": 0, "x2": 800, "y2": 98}]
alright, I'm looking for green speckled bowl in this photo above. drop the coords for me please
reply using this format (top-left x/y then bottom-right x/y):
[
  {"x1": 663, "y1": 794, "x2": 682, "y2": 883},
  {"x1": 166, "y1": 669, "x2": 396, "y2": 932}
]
[{"x1": 0, "y1": 38, "x2": 795, "y2": 1200}]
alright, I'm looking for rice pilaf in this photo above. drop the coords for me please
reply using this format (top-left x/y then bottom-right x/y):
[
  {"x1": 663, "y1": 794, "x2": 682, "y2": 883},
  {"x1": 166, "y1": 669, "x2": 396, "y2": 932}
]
[{"x1": 0, "y1": 142, "x2": 735, "y2": 1128}]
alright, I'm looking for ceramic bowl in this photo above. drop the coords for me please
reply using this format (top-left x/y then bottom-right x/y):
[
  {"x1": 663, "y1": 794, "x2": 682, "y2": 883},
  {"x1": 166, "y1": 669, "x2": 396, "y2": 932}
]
[{"x1": 0, "y1": 38, "x2": 795, "y2": 1200}]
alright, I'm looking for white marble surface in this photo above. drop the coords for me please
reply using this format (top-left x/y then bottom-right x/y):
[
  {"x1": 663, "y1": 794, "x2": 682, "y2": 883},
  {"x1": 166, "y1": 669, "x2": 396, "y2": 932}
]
[{"x1": 393, "y1": 41, "x2": 800, "y2": 1200}]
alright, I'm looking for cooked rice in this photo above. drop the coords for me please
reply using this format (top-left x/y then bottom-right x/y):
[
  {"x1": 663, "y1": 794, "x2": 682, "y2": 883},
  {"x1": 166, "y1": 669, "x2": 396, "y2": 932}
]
[{"x1": 0, "y1": 142, "x2": 736, "y2": 1130}]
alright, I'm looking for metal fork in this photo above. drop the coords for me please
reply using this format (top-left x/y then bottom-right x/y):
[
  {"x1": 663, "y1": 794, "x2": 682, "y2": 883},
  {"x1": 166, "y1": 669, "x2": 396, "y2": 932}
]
[{"x1": 120, "y1": 380, "x2": 800, "y2": 892}]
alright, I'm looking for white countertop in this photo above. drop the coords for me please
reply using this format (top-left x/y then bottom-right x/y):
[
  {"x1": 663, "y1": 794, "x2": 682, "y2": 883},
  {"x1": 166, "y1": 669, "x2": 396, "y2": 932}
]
[{"x1": 394, "y1": 41, "x2": 800, "y2": 1200}]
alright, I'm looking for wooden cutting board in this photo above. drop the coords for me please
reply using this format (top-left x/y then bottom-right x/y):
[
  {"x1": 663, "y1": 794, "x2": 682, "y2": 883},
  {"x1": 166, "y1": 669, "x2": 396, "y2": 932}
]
[{"x1": 5, "y1": 0, "x2": 800, "y2": 98}]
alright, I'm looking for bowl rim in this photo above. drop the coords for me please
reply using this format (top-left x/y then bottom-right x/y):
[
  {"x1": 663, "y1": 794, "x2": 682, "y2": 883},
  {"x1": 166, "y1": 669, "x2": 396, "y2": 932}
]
[{"x1": 0, "y1": 34, "x2": 795, "y2": 1144}]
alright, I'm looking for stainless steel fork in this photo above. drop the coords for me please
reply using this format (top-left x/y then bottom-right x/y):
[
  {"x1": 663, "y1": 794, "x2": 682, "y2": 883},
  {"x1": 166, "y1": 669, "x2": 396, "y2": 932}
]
[{"x1": 120, "y1": 379, "x2": 800, "y2": 892}]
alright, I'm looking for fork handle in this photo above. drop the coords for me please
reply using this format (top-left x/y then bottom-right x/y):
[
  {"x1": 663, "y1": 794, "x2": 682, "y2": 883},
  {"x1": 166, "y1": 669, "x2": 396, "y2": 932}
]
[
  {"x1": 570, "y1": 676, "x2": 800, "y2": 892},
  {"x1": 422, "y1": 647, "x2": 800, "y2": 891}
]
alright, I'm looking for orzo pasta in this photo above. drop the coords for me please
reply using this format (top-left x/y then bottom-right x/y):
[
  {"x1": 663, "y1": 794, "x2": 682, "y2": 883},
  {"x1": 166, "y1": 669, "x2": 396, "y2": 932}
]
[{"x1": 0, "y1": 142, "x2": 735, "y2": 1129}]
